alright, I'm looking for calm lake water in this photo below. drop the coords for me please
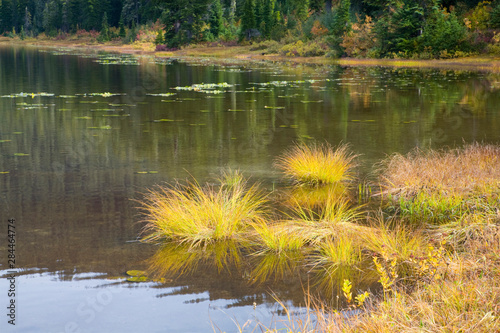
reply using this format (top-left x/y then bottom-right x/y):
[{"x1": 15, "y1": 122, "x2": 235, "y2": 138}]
[{"x1": 1, "y1": 45, "x2": 500, "y2": 332}]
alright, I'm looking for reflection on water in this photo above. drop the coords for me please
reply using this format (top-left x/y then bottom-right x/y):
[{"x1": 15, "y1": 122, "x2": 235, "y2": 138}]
[
  {"x1": 0, "y1": 270, "x2": 302, "y2": 333},
  {"x1": 1, "y1": 45, "x2": 500, "y2": 331}
]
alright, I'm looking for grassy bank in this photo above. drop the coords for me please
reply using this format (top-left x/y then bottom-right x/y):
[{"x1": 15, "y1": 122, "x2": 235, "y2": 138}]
[{"x1": 5, "y1": 35, "x2": 500, "y2": 72}]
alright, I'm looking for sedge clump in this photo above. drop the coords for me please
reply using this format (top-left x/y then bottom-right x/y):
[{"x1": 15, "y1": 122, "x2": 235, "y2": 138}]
[{"x1": 275, "y1": 142, "x2": 358, "y2": 186}]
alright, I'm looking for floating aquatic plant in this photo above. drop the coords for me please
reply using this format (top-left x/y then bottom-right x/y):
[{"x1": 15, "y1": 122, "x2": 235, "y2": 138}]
[
  {"x1": 173, "y1": 82, "x2": 233, "y2": 94},
  {"x1": 2, "y1": 92, "x2": 54, "y2": 98},
  {"x1": 146, "y1": 93, "x2": 176, "y2": 97}
]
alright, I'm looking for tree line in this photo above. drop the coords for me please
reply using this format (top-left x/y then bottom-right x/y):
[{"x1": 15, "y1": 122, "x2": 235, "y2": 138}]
[{"x1": 2, "y1": 0, "x2": 500, "y2": 58}]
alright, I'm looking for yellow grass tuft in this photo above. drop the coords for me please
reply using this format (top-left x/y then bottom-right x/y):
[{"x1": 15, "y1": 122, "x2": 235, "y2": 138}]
[
  {"x1": 139, "y1": 178, "x2": 268, "y2": 247},
  {"x1": 275, "y1": 142, "x2": 358, "y2": 185}
]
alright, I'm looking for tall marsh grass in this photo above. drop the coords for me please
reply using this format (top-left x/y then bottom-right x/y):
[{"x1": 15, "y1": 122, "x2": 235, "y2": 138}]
[
  {"x1": 379, "y1": 143, "x2": 500, "y2": 223},
  {"x1": 275, "y1": 142, "x2": 358, "y2": 185},
  {"x1": 140, "y1": 178, "x2": 268, "y2": 246}
]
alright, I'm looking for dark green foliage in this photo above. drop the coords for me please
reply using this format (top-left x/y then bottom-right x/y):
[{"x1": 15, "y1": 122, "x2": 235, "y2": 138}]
[
  {"x1": 326, "y1": 0, "x2": 351, "y2": 57},
  {"x1": 209, "y1": 0, "x2": 224, "y2": 38},
  {"x1": 372, "y1": 1, "x2": 426, "y2": 56},
  {"x1": 490, "y1": 2, "x2": 500, "y2": 29},
  {"x1": 419, "y1": 9, "x2": 468, "y2": 55},
  {"x1": 23, "y1": 6, "x2": 32, "y2": 36},
  {"x1": 127, "y1": 19, "x2": 137, "y2": 42},
  {"x1": 118, "y1": 16, "x2": 126, "y2": 37},
  {"x1": 154, "y1": 29, "x2": 164, "y2": 45},
  {"x1": 42, "y1": 0, "x2": 60, "y2": 36},
  {"x1": 161, "y1": 0, "x2": 211, "y2": 47},
  {"x1": 0, "y1": 0, "x2": 14, "y2": 32},
  {"x1": 240, "y1": 0, "x2": 257, "y2": 40},
  {"x1": 97, "y1": 12, "x2": 110, "y2": 41},
  {"x1": 0, "y1": 0, "x2": 491, "y2": 58},
  {"x1": 294, "y1": 0, "x2": 310, "y2": 22}
]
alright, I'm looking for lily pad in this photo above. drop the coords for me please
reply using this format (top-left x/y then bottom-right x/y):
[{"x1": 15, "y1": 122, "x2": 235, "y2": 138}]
[
  {"x1": 126, "y1": 270, "x2": 147, "y2": 277},
  {"x1": 14, "y1": 153, "x2": 29, "y2": 156},
  {"x1": 147, "y1": 93, "x2": 176, "y2": 97},
  {"x1": 153, "y1": 119, "x2": 174, "y2": 122},
  {"x1": 127, "y1": 276, "x2": 149, "y2": 283},
  {"x1": 264, "y1": 106, "x2": 285, "y2": 109},
  {"x1": 88, "y1": 125, "x2": 112, "y2": 130},
  {"x1": 301, "y1": 100, "x2": 323, "y2": 103}
]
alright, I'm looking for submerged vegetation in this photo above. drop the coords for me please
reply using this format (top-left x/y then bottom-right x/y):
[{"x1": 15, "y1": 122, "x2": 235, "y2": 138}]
[{"x1": 139, "y1": 141, "x2": 500, "y2": 331}]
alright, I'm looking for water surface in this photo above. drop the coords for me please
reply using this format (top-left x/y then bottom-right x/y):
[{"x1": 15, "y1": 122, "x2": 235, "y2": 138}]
[{"x1": 1, "y1": 45, "x2": 500, "y2": 332}]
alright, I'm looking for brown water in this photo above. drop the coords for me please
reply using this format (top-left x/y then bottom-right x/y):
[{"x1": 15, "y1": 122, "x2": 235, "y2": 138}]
[{"x1": 1, "y1": 45, "x2": 500, "y2": 332}]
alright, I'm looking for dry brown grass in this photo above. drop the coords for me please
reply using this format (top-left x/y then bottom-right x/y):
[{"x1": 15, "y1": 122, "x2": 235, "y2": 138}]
[{"x1": 378, "y1": 143, "x2": 500, "y2": 223}]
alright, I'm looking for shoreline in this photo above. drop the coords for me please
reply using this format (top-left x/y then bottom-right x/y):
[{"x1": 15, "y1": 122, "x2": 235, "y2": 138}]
[{"x1": 4, "y1": 37, "x2": 500, "y2": 72}]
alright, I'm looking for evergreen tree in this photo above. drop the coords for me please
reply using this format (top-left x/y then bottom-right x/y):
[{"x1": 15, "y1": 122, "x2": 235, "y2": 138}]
[
  {"x1": 23, "y1": 6, "x2": 31, "y2": 35},
  {"x1": 261, "y1": 0, "x2": 275, "y2": 37},
  {"x1": 294, "y1": 0, "x2": 309, "y2": 22},
  {"x1": 118, "y1": 14, "x2": 126, "y2": 37},
  {"x1": 239, "y1": 0, "x2": 256, "y2": 40},
  {"x1": 0, "y1": 0, "x2": 14, "y2": 32},
  {"x1": 32, "y1": 0, "x2": 44, "y2": 33},
  {"x1": 120, "y1": 0, "x2": 138, "y2": 27},
  {"x1": 209, "y1": 0, "x2": 224, "y2": 38},
  {"x1": 42, "y1": 0, "x2": 61, "y2": 34},
  {"x1": 98, "y1": 11, "x2": 110, "y2": 41},
  {"x1": 255, "y1": 0, "x2": 264, "y2": 29},
  {"x1": 61, "y1": 0, "x2": 69, "y2": 32},
  {"x1": 327, "y1": 0, "x2": 351, "y2": 56},
  {"x1": 161, "y1": 0, "x2": 211, "y2": 47}
]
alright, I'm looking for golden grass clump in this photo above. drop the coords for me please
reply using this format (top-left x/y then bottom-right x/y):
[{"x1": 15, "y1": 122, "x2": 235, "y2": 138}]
[
  {"x1": 275, "y1": 142, "x2": 358, "y2": 185},
  {"x1": 140, "y1": 178, "x2": 268, "y2": 247}
]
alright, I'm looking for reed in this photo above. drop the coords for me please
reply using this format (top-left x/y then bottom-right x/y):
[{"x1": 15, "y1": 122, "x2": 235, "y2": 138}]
[
  {"x1": 140, "y1": 178, "x2": 268, "y2": 246},
  {"x1": 275, "y1": 142, "x2": 358, "y2": 185}
]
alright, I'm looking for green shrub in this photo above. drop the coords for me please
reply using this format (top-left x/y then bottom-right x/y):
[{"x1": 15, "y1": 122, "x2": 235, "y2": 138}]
[
  {"x1": 279, "y1": 40, "x2": 327, "y2": 57},
  {"x1": 419, "y1": 9, "x2": 468, "y2": 57}
]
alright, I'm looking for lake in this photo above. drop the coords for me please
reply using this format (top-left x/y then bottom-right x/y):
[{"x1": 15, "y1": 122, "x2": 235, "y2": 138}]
[{"x1": 1, "y1": 45, "x2": 500, "y2": 332}]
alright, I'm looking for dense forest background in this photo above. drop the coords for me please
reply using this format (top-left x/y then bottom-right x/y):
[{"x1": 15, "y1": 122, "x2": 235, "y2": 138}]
[{"x1": 3, "y1": 0, "x2": 500, "y2": 58}]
